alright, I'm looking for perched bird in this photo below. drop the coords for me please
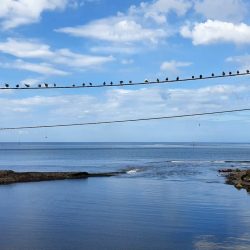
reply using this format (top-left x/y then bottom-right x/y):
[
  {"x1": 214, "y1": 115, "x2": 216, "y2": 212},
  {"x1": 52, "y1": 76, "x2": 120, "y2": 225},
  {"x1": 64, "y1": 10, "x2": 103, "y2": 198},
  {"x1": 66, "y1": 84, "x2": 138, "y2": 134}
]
[
  {"x1": 44, "y1": 83, "x2": 49, "y2": 88},
  {"x1": 247, "y1": 70, "x2": 250, "y2": 74},
  {"x1": 129, "y1": 80, "x2": 132, "y2": 84},
  {"x1": 176, "y1": 77, "x2": 179, "y2": 81},
  {"x1": 120, "y1": 81, "x2": 124, "y2": 84},
  {"x1": 110, "y1": 81, "x2": 113, "y2": 85},
  {"x1": 156, "y1": 78, "x2": 160, "y2": 83},
  {"x1": 165, "y1": 77, "x2": 168, "y2": 81},
  {"x1": 25, "y1": 84, "x2": 30, "y2": 88},
  {"x1": 16, "y1": 84, "x2": 19, "y2": 88},
  {"x1": 53, "y1": 83, "x2": 56, "y2": 87},
  {"x1": 38, "y1": 84, "x2": 42, "y2": 88},
  {"x1": 144, "y1": 79, "x2": 149, "y2": 83},
  {"x1": 222, "y1": 71, "x2": 226, "y2": 76},
  {"x1": 89, "y1": 82, "x2": 92, "y2": 86},
  {"x1": 237, "y1": 70, "x2": 240, "y2": 74},
  {"x1": 211, "y1": 73, "x2": 215, "y2": 77},
  {"x1": 82, "y1": 83, "x2": 85, "y2": 86},
  {"x1": 5, "y1": 84, "x2": 9, "y2": 88},
  {"x1": 192, "y1": 76, "x2": 195, "y2": 79},
  {"x1": 72, "y1": 84, "x2": 75, "y2": 87},
  {"x1": 200, "y1": 75, "x2": 203, "y2": 79},
  {"x1": 229, "y1": 72, "x2": 232, "y2": 75},
  {"x1": 103, "y1": 82, "x2": 106, "y2": 86}
]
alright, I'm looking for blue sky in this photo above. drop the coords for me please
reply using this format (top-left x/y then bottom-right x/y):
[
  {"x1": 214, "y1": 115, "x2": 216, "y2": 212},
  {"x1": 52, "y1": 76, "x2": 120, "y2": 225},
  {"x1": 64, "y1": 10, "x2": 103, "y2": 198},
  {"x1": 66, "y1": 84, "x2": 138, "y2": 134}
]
[{"x1": 0, "y1": 0, "x2": 250, "y2": 142}]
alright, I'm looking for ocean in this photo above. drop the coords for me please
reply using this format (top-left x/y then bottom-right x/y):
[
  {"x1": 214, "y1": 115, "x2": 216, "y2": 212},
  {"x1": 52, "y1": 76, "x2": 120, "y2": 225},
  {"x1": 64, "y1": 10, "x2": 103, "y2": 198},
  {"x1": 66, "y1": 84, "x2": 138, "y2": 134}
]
[{"x1": 0, "y1": 142, "x2": 250, "y2": 250}]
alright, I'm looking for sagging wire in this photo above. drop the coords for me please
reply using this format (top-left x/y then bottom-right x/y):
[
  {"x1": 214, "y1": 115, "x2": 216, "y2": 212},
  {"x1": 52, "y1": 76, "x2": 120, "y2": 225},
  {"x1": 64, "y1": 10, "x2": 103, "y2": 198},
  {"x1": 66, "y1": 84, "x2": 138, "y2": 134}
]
[{"x1": 1, "y1": 108, "x2": 249, "y2": 131}]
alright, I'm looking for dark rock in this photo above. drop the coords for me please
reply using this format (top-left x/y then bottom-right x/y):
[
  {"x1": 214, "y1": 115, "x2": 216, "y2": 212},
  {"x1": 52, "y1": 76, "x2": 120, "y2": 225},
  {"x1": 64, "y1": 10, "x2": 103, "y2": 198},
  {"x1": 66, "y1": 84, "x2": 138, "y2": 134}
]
[
  {"x1": 0, "y1": 170, "x2": 124, "y2": 185},
  {"x1": 219, "y1": 168, "x2": 250, "y2": 193}
]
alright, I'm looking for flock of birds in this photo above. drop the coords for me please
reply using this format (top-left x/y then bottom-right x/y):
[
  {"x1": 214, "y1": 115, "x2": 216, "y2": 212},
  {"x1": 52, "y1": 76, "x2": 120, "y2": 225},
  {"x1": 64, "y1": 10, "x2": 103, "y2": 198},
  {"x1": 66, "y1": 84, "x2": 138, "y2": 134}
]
[{"x1": 1, "y1": 70, "x2": 249, "y2": 89}]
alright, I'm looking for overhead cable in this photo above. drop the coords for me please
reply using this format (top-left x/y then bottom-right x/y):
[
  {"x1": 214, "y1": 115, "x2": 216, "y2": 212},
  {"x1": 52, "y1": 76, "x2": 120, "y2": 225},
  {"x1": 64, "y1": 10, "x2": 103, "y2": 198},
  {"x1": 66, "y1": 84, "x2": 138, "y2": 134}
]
[
  {"x1": 0, "y1": 70, "x2": 249, "y2": 90},
  {"x1": 1, "y1": 108, "x2": 249, "y2": 131}
]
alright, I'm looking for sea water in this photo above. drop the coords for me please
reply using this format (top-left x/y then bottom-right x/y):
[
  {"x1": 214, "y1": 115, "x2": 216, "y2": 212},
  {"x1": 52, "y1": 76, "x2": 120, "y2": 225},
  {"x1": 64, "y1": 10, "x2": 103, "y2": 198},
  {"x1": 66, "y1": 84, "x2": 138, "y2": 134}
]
[{"x1": 0, "y1": 142, "x2": 250, "y2": 250}]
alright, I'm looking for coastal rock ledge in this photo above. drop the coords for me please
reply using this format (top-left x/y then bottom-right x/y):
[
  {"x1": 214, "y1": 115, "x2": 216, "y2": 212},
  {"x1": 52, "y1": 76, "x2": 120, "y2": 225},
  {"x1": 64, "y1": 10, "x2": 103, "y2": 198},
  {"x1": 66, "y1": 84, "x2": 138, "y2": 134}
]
[
  {"x1": 219, "y1": 169, "x2": 250, "y2": 193},
  {"x1": 0, "y1": 170, "x2": 124, "y2": 185}
]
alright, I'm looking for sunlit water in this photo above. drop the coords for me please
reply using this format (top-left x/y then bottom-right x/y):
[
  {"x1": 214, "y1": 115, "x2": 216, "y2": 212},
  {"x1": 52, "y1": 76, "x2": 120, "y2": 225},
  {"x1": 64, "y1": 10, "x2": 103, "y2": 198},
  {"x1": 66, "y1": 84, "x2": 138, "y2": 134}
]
[{"x1": 0, "y1": 143, "x2": 250, "y2": 250}]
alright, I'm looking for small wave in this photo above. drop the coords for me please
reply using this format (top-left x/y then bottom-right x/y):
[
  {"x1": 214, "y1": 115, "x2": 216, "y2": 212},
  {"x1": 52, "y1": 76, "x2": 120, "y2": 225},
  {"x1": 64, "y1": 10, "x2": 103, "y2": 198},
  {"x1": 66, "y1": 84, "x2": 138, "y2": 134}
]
[
  {"x1": 224, "y1": 160, "x2": 250, "y2": 164},
  {"x1": 126, "y1": 169, "x2": 140, "y2": 174},
  {"x1": 212, "y1": 161, "x2": 226, "y2": 163}
]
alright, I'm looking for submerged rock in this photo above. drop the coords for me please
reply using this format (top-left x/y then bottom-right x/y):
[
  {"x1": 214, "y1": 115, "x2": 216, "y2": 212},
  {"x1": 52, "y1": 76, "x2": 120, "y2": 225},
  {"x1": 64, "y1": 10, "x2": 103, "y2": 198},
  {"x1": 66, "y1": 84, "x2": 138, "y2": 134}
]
[
  {"x1": 219, "y1": 168, "x2": 250, "y2": 193},
  {"x1": 0, "y1": 170, "x2": 124, "y2": 185}
]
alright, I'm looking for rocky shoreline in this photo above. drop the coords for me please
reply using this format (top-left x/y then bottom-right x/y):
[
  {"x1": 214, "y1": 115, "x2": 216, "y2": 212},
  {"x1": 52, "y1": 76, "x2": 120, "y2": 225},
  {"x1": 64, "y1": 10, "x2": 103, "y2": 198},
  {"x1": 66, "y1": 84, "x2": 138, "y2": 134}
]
[
  {"x1": 0, "y1": 170, "x2": 125, "y2": 185},
  {"x1": 219, "y1": 169, "x2": 250, "y2": 193}
]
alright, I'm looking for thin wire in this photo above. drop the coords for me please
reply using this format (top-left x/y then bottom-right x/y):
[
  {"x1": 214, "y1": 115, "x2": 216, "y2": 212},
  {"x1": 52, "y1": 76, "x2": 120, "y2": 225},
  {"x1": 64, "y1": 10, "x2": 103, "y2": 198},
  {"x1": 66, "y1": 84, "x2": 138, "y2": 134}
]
[
  {"x1": 1, "y1": 108, "x2": 249, "y2": 131},
  {"x1": 0, "y1": 71, "x2": 249, "y2": 90}
]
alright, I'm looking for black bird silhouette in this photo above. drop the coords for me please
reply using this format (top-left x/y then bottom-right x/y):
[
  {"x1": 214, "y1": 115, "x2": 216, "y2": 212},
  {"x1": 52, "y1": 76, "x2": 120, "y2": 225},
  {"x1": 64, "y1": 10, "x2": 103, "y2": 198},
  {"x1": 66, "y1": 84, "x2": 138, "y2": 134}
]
[
  {"x1": 157, "y1": 78, "x2": 160, "y2": 82},
  {"x1": 120, "y1": 81, "x2": 124, "y2": 84},
  {"x1": 200, "y1": 75, "x2": 203, "y2": 79},
  {"x1": 72, "y1": 84, "x2": 75, "y2": 87},
  {"x1": 16, "y1": 84, "x2": 19, "y2": 88},
  {"x1": 129, "y1": 80, "x2": 132, "y2": 84},
  {"x1": 192, "y1": 76, "x2": 195, "y2": 79},
  {"x1": 237, "y1": 70, "x2": 240, "y2": 74},
  {"x1": 229, "y1": 72, "x2": 232, "y2": 75},
  {"x1": 38, "y1": 84, "x2": 41, "y2": 88},
  {"x1": 82, "y1": 83, "x2": 85, "y2": 86},
  {"x1": 103, "y1": 82, "x2": 106, "y2": 86},
  {"x1": 211, "y1": 73, "x2": 214, "y2": 77},
  {"x1": 5, "y1": 84, "x2": 9, "y2": 88},
  {"x1": 53, "y1": 83, "x2": 56, "y2": 87},
  {"x1": 110, "y1": 81, "x2": 113, "y2": 85},
  {"x1": 176, "y1": 77, "x2": 179, "y2": 81},
  {"x1": 89, "y1": 82, "x2": 92, "y2": 86},
  {"x1": 44, "y1": 83, "x2": 49, "y2": 88},
  {"x1": 144, "y1": 79, "x2": 149, "y2": 83},
  {"x1": 222, "y1": 71, "x2": 226, "y2": 76},
  {"x1": 25, "y1": 84, "x2": 30, "y2": 88},
  {"x1": 247, "y1": 70, "x2": 250, "y2": 74},
  {"x1": 165, "y1": 77, "x2": 168, "y2": 81}
]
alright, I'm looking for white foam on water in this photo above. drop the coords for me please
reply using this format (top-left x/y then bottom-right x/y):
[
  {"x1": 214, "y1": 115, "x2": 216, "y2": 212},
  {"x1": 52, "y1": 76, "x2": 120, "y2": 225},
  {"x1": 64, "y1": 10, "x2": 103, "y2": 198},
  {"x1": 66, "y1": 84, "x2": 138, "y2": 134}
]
[{"x1": 127, "y1": 169, "x2": 139, "y2": 174}]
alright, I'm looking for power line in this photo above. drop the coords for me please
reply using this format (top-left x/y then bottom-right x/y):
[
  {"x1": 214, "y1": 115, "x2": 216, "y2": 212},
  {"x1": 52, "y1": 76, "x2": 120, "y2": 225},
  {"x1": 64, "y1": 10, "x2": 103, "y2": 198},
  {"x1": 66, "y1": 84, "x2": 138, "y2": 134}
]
[
  {"x1": 1, "y1": 108, "x2": 249, "y2": 131},
  {"x1": 0, "y1": 70, "x2": 249, "y2": 90}
]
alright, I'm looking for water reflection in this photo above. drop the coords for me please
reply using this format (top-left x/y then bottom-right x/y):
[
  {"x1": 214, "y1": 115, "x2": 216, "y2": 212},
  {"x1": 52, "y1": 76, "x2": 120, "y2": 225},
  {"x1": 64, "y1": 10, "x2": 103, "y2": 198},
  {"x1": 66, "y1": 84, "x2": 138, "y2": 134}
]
[{"x1": 194, "y1": 234, "x2": 250, "y2": 250}]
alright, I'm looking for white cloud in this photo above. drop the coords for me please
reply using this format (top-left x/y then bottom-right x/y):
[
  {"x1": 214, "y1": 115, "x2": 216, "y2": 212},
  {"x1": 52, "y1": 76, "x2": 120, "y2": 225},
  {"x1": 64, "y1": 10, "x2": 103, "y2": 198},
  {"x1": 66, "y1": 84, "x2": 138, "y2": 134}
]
[
  {"x1": 56, "y1": 0, "x2": 193, "y2": 54},
  {"x1": 56, "y1": 0, "x2": 193, "y2": 45},
  {"x1": 0, "y1": 38, "x2": 53, "y2": 58},
  {"x1": 121, "y1": 59, "x2": 134, "y2": 65},
  {"x1": 0, "y1": 59, "x2": 69, "y2": 76},
  {"x1": 0, "y1": 0, "x2": 68, "y2": 29},
  {"x1": 0, "y1": 38, "x2": 115, "y2": 74},
  {"x1": 132, "y1": 0, "x2": 192, "y2": 24},
  {"x1": 68, "y1": 0, "x2": 99, "y2": 8},
  {"x1": 226, "y1": 54, "x2": 250, "y2": 71},
  {"x1": 90, "y1": 45, "x2": 140, "y2": 54},
  {"x1": 54, "y1": 48, "x2": 114, "y2": 68},
  {"x1": 181, "y1": 20, "x2": 250, "y2": 45},
  {"x1": 56, "y1": 16, "x2": 167, "y2": 43},
  {"x1": 194, "y1": 0, "x2": 248, "y2": 22},
  {"x1": 0, "y1": 84, "x2": 249, "y2": 122},
  {"x1": 160, "y1": 60, "x2": 192, "y2": 73}
]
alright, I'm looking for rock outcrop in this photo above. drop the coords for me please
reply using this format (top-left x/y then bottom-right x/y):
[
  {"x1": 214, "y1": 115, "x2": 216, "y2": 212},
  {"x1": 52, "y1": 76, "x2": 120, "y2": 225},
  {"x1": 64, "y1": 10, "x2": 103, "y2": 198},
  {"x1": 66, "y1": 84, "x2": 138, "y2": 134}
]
[
  {"x1": 0, "y1": 170, "x2": 124, "y2": 185},
  {"x1": 219, "y1": 169, "x2": 250, "y2": 193}
]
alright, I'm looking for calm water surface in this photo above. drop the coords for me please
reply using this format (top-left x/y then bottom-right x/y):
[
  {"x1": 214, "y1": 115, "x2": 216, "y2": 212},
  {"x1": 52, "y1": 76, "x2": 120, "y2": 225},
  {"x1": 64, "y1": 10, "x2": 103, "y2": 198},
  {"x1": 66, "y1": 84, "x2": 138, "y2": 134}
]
[{"x1": 0, "y1": 142, "x2": 250, "y2": 250}]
